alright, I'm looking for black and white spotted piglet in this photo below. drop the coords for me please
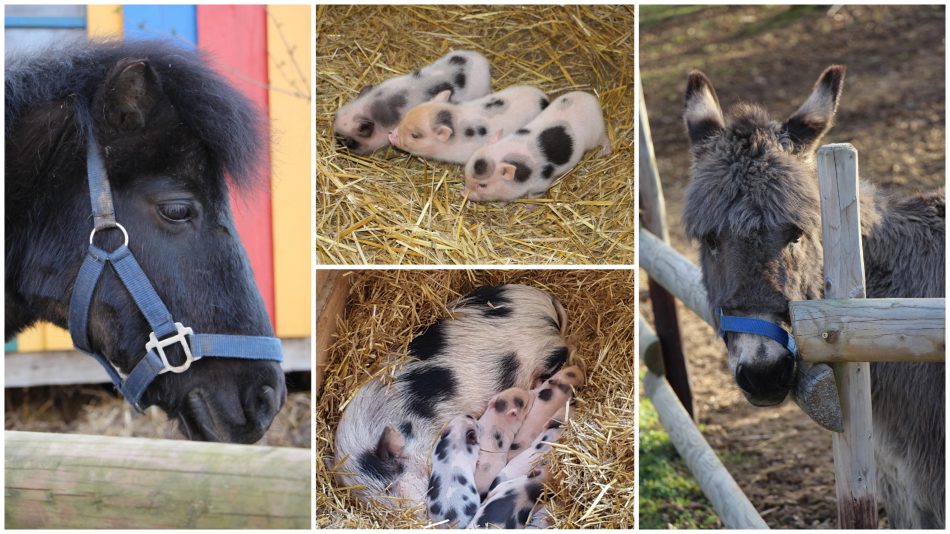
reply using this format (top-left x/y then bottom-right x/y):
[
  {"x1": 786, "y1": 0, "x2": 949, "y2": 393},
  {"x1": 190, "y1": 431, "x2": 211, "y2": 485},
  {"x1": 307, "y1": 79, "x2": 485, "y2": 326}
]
[
  {"x1": 334, "y1": 284, "x2": 570, "y2": 507},
  {"x1": 427, "y1": 415, "x2": 482, "y2": 528},
  {"x1": 333, "y1": 50, "x2": 491, "y2": 155},
  {"x1": 468, "y1": 467, "x2": 549, "y2": 529},
  {"x1": 462, "y1": 91, "x2": 611, "y2": 203}
]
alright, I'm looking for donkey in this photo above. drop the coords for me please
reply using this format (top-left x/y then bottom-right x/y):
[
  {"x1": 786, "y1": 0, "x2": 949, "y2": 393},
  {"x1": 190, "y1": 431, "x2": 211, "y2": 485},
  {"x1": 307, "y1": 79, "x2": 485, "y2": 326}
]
[
  {"x1": 681, "y1": 65, "x2": 945, "y2": 527},
  {"x1": 6, "y1": 39, "x2": 286, "y2": 444}
]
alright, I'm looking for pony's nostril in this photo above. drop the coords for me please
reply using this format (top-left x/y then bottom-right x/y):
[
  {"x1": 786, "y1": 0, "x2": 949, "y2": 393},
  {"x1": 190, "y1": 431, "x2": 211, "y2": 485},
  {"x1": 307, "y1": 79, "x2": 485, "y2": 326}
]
[{"x1": 249, "y1": 385, "x2": 280, "y2": 432}]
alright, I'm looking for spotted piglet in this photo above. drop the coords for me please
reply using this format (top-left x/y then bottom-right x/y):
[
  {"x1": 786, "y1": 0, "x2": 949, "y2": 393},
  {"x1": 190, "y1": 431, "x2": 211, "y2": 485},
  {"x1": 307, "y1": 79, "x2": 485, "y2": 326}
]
[
  {"x1": 474, "y1": 387, "x2": 532, "y2": 497},
  {"x1": 462, "y1": 91, "x2": 611, "y2": 203},
  {"x1": 426, "y1": 415, "x2": 481, "y2": 528},
  {"x1": 333, "y1": 50, "x2": 491, "y2": 155},
  {"x1": 468, "y1": 467, "x2": 548, "y2": 529},
  {"x1": 508, "y1": 365, "x2": 584, "y2": 461},
  {"x1": 491, "y1": 420, "x2": 564, "y2": 493},
  {"x1": 389, "y1": 85, "x2": 549, "y2": 164}
]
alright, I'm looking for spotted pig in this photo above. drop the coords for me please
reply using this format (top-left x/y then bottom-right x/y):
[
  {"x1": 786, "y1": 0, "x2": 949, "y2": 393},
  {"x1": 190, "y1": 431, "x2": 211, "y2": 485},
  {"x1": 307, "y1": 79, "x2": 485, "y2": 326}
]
[
  {"x1": 334, "y1": 284, "x2": 570, "y2": 507},
  {"x1": 474, "y1": 387, "x2": 532, "y2": 497},
  {"x1": 462, "y1": 91, "x2": 611, "y2": 203},
  {"x1": 508, "y1": 365, "x2": 583, "y2": 460},
  {"x1": 491, "y1": 421, "x2": 563, "y2": 494},
  {"x1": 333, "y1": 50, "x2": 491, "y2": 155},
  {"x1": 389, "y1": 85, "x2": 548, "y2": 164},
  {"x1": 468, "y1": 467, "x2": 548, "y2": 529},
  {"x1": 426, "y1": 415, "x2": 481, "y2": 528}
]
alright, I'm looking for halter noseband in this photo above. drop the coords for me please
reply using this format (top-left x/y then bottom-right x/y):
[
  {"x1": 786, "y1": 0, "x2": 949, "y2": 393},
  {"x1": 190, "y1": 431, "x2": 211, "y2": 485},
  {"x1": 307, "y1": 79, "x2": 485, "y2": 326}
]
[
  {"x1": 68, "y1": 112, "x2": 283, "y2": 411},
  {"x1": 717, "y1": 307, "x2": 798, "y2": 355}
]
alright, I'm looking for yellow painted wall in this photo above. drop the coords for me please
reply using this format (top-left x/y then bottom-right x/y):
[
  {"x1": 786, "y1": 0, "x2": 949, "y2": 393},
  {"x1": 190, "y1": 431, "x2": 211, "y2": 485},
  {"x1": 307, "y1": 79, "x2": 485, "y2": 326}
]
[
  {"x1": 87, "y1": 5, "x2": 123, "y2": 38},
  {"x1": 267, "y1": 5, "x2": 312, "y2": 338}
]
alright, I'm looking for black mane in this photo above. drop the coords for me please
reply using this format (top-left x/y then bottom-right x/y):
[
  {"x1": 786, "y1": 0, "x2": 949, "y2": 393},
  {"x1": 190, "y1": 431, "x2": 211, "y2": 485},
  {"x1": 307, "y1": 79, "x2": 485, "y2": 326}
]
[{"x1": 5, "y1": 38, "x2": 263, "y2": 187}]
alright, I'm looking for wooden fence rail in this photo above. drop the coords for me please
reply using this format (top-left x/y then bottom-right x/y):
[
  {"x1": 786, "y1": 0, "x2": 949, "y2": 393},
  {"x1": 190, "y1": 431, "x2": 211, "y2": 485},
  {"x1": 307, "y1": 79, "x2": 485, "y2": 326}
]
[{"x1": 5, "y1": 431, "x2": 311, "y2": 529}]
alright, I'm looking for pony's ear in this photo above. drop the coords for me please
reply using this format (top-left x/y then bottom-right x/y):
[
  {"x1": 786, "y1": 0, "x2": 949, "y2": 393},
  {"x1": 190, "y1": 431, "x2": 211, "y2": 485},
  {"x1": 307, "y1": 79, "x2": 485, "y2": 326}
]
[
  {"x1": 684, "y1": 70, "x2": 724, "y2": 146},
  {"x1": 104, "y1": 59, "x2": 162, "y2": 132},
  {"x1": 783, "y1": 65, "x2": 845, "y2": 152}
]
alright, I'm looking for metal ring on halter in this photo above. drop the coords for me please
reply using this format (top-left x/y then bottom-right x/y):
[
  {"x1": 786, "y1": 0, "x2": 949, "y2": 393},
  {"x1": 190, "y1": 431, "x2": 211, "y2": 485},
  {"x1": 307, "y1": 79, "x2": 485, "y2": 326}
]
[{"x1": 89, "y1": 223, "x2": 129, "y2": 248}]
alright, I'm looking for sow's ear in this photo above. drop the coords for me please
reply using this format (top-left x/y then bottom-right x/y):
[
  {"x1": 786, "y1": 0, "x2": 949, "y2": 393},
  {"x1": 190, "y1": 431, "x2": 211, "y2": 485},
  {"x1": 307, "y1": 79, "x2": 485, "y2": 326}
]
[
  {"x1": 783, "y1": 65, "x2": 846, "y2": 153},
  {"x1": 103, "y1": 59, "x2": 162, "y2": 132},
  {"x1": 375, "y1": 425, "x2": 405, "y2": 461},
  {"x1": 684, "y1": 70, "x2": 724, "y2": 147}
]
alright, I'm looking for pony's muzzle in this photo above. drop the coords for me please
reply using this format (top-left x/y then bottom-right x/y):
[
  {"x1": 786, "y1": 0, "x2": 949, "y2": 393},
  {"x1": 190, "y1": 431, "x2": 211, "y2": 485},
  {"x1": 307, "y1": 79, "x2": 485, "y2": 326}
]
[{"x1": 733, "y1": 338, "x2": 796, "y2": 406}]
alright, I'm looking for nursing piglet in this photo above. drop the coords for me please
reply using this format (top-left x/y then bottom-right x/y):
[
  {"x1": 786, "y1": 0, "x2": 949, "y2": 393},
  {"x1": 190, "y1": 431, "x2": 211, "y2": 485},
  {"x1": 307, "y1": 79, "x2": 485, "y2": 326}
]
[
  {"x1": 474, "y1": 387, "x2": 531, "y2": 497},
  {"x1": 389, "y1": 86, "x2": 549, "y2": 164},
  {"x1": 468, "y1": 467, "x2": 549, "y2": 529},
  {"x1": 490, "y1": 420, "x2": 564, "y2": 493},
  {"x1": 335, "y1": 284, "x2": 570, "y2": 506},
  {"x1": 508, "y1": 365, "x2": 584, "y2": 461},
  {"x1": 462, "y1": 91, "x2": 611, "y2": 202},
  {"x1": 334, "y1": 50, "x2": 491, "y2": 155},
  {"x1": 426, "y1": 415, "x2": 481, "y2": 528}
]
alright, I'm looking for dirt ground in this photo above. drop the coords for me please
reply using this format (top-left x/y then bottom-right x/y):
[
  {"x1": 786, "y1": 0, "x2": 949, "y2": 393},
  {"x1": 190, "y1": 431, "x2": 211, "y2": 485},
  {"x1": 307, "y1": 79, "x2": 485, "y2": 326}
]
[
  {"x1": 5, "y1": 374, "x2": 312, "y2": 448},
  {"x1": 639, "y1": 5, "x2": 944, "y2": 528}
]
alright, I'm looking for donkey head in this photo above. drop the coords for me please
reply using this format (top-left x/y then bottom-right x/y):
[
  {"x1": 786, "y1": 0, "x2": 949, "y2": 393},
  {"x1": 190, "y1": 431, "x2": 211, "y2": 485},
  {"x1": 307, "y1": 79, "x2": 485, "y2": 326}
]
[
  {"x1": 681, "y1": 66, "x2": 845, "y2": 406},
  {"x1": 5, "y1": 45, "x2": 285, "y2": 443}
]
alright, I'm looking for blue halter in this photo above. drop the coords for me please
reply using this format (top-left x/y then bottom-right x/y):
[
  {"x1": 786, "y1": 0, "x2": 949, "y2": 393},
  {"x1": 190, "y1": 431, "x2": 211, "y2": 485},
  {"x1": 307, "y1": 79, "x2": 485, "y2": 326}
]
[
  {"x1": 68, "y1": 114, "x2": 283, "y2": 411},
  {"x1": 717, "y1": 307, "x2": 798, "y2": 355}
]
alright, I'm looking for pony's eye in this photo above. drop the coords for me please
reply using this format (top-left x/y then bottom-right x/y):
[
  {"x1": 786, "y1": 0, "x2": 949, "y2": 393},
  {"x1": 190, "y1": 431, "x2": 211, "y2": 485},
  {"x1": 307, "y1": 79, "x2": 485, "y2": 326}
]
[
  {"x1": 785, "y1": 226, "x2": 804, "y2": 245},
  {"x1": 158, "y1": 203, "x2": 194, "y2": 223},
  {"x1": 703, "y1": 234, "x2": 719, "y2": 251}
]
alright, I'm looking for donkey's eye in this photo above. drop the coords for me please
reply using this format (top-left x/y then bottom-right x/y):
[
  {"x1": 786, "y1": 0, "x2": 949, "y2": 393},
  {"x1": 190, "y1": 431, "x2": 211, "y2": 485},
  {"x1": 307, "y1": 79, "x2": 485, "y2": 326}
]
[
  {"x1": 703, "y1": 234, "x2": 719, "y2": 251},
  {"x1": 158, "y1": 202, "x2": 194, "y2": 223}
]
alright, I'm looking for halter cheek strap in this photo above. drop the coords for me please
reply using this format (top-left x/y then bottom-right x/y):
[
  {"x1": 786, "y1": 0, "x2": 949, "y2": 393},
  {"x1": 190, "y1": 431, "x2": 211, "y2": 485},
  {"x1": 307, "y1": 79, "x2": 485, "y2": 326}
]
[
  {"x1": 67, "y1": 114, "x2": 282, "y2": 411},
  {"x1": 717, "y1": 307, "x2": 798, "y2": 355}
]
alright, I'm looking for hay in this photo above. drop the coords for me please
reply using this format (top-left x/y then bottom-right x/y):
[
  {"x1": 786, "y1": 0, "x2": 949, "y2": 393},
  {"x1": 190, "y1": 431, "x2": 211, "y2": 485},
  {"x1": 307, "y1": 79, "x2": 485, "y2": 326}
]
[
  {"x1": 316, "y1": 269, "x2": 634, "y2": 528},
  {"x1": 316, "y1": 6, "x2": 635, "y2": 265}
]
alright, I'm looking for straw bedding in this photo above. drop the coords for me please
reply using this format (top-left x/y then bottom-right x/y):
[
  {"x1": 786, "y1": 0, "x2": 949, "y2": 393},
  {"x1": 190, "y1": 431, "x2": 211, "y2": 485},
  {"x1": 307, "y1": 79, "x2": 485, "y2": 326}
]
[
  {"x1": 316, "y1": 6, "x2": 635, "y2": 265},
  {"x1": 316, "y1": 269, "x2": 634, "y2": 528}
]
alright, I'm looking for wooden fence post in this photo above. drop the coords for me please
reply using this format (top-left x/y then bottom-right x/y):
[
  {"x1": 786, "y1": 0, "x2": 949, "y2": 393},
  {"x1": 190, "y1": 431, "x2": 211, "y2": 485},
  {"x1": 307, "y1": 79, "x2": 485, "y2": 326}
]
[
  {"x1": 638, "y1": 79, "x2": 694, "y2": 418},
  {"x1": 816, "y1": 143, "x2": 877, "y2": 528}
]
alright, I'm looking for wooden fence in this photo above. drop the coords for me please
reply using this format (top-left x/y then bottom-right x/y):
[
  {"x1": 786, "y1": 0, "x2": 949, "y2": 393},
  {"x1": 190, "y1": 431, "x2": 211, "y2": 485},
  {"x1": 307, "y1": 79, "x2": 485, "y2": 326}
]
[{"x1": 639, "y1": 94, "x2": 946, "y2": 528}]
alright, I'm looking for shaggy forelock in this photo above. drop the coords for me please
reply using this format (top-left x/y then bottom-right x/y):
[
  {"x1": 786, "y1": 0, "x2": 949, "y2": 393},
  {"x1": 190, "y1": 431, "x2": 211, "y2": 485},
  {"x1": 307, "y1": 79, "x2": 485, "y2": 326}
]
[
  {"x1": 5, "y1": 37, "x2": 263, "y2": 188},
  {"x1": 684, "y1": 103, "x2": 820, "y2": 238}
]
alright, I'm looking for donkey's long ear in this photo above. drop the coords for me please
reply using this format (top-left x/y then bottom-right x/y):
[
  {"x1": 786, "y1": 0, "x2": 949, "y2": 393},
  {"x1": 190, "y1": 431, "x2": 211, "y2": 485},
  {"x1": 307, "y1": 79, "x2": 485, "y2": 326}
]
[
  {"x1": 103, "y1": 59, "x2": 162, "y2": 132},
  {"x1": 684, "y1": 70, "x2": 724, "y2": 146},
  {"x1": 783, "y1": 65, "x2": 845, "y2": 152}
]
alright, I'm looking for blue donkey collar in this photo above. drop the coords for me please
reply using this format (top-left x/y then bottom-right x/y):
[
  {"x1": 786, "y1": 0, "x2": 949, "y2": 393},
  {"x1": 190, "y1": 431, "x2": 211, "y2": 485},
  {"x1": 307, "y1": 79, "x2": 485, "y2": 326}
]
[
  {"x1": 717, "y1": 307, "x2": 798, "y2": 355},
  {"x1": 67, "y1": 110, "x2": 282, "y2": 411}
]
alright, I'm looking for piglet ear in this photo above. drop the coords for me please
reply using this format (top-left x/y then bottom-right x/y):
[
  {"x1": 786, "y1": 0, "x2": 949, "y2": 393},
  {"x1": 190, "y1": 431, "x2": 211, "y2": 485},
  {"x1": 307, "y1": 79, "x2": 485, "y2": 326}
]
[
  {"x1": 432, "y1": 89, "x2": 453, "y2": 103},
  {"x1": 435, "y1": 125, "x2": 453, "y2": 142},
  {"x1": 375, "y1": 425, "x2": 405, "y2": 461},
  {"x1": 684, "y1": 70, "x2": 724, "y2": 147},
  {"x1": 783, "y1": 65, "x2": 845, "y2": 153},
  {"x1": 488, "y1": 128, "x2": 504, "y2": 145},
  {"x1": 103, "y1": 59, "x2": 162, "y2": 132},
  {"x1": 358, "y1": 84, "x2": 375, "y2": 98},
  {"x1": 499, "y1": 162, "x2": 517, "y2": 181}
]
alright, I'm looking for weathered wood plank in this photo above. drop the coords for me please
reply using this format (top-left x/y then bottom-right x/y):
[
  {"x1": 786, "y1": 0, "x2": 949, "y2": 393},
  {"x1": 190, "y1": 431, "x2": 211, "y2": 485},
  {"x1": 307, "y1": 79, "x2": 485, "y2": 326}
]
[
  {"x1": 638, "y1": 228, "x2": 714, "y2": 327},
  {"x1": 316, "y1": 270, "x2": 351, "y2": 397},
  {"x1": 644, "y1": 371, "x2": 768, "y2": 529},
  {"x1": 791, "y1": 298, "x2": 945, "y2": 362},
  {"x1": 5, "y1": 431, "x2": 310, "y2": 528},
  {"x1": 817, "y1": 143, "x2": 877, "y2": 528},
  {"x1": 5, "y1": 338, "x2": 311, "y2": 389}
]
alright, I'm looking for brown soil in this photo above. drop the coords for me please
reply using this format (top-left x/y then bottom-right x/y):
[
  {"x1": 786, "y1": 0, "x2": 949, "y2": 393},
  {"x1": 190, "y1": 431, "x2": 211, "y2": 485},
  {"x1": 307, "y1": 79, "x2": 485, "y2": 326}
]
[{"x1": 639, "y1": 5, "x2": 944, "y2": 529}]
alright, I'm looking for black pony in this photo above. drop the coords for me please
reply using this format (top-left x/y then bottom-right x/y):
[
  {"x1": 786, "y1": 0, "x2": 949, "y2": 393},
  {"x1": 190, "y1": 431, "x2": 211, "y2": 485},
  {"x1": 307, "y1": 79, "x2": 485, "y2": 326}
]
[{"x1": 5, "y1": 39, "x2": 285, "y2": 443}]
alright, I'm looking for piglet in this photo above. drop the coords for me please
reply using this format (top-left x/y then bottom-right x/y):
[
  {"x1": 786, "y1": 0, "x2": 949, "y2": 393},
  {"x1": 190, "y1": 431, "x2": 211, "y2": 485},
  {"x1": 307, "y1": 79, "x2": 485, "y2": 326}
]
[
  {"x1": 333, "y1": 50, "x2": 491, "y2": 155},
  {"x1": 474, "y1": 387, "x2": 531, "y2": 497},
  {"x1": 508, "y1": 365, "x2": 584, "y2": 460},
  {"x1": 426, "y1": 415, "x2": 481, "y2": 528},
  {"x1": 462, "y1": 91, "x2": 611, "y2": 203},
  {"x1": 389, "y1": 85, "x2": 549, "y2": 164},
  {"x1": 468, "y1": 467, "x2": 548, "y2": 529},
  {"x1": 491, "y1": 420, "x2": 563, "y2": 493}
]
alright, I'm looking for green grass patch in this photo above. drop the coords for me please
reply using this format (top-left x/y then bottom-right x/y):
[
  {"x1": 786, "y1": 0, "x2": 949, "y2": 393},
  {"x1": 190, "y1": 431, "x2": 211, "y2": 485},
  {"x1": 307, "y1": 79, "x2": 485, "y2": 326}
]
[{"x1": 638, "y1": 396, "x2": 720, "y2": 529}]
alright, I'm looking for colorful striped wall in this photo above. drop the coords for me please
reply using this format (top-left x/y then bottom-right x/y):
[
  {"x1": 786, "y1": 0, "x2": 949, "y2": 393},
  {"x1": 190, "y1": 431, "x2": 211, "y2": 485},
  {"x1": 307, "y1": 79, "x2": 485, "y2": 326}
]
[{"x1": 11, "y1": 5, "x2": 311, "y2": 353}]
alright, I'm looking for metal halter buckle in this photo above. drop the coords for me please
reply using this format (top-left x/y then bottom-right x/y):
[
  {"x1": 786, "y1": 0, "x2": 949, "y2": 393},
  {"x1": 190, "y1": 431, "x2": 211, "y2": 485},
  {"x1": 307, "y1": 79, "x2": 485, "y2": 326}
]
[{"x1": 146, "y1": 322, "x2": 198, "y2": 374}]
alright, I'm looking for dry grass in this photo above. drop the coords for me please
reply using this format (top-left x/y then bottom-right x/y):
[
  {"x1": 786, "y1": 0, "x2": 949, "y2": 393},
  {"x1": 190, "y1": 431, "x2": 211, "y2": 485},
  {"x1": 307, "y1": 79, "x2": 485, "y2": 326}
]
[
  {"x1": 316, "y1": 6, "x2": 634, "y2": 265},
  {"x1": 316, "y1": 269, "x2": 634, "y2": 528}
]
